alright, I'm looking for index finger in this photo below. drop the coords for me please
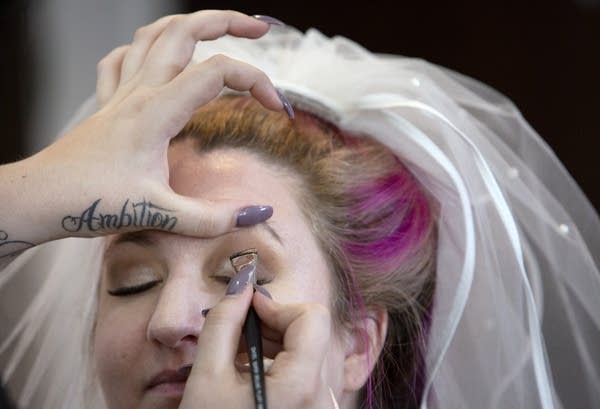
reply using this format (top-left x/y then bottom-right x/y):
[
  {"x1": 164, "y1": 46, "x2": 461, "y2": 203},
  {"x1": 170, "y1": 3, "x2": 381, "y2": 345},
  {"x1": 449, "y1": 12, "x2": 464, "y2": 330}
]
[
  {"x1": 192, "y1": 285, "x2": 254, "y2": 375},
  {"x1": 140, "y1": 10, "x2": 278, "y2": 85},
  {"x1": 151, "y1": 55, "x2": 285, "y2": 137}
]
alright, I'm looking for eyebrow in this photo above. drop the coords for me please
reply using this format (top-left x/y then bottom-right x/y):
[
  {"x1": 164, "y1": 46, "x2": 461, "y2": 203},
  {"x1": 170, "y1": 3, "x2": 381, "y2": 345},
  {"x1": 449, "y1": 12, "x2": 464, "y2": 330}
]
[
  {"x1": 259, "y1": 222, "x2": 284, "y2": 246},
  {"x1": 106, "y1": 222, "x2": 283, "y2": 251}
]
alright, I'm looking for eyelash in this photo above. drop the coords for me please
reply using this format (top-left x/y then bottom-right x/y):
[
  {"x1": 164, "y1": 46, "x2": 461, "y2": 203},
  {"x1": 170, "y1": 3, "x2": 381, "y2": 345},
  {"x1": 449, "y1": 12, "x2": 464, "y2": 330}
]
[
  {"x1": 212, "y1": 275, "x2": 272, "y2": 286},
  {"x1": 107, "y1": 263, "x2": 273, "y2": 296},
  {"x1": 108, "y1": 280, "x2": 161, "y2": 297}
]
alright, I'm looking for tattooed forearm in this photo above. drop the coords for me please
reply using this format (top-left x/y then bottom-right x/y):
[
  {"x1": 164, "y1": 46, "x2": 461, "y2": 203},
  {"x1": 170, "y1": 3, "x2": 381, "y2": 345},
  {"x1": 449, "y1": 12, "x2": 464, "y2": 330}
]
[
  {"x1": 61, "y1": 198, "x2": 178, "y2": 233},
  {"x1": 0, "y1": 230, "x2": 35, "y2": 262}
]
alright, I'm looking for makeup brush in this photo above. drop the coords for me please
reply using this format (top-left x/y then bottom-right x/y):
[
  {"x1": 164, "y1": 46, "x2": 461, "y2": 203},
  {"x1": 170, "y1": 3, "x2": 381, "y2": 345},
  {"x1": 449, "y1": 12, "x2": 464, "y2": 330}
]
[{"x1": 230, "y1": 248, "x2": 267, "y2": 409}]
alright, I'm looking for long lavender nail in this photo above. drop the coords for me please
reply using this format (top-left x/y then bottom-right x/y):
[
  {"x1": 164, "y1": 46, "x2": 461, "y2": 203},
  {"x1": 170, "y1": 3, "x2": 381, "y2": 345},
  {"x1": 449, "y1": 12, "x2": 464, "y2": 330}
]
[
  {"x1": 177, "y1": 365, "x2": 192, "y2": 377},
  {"x1": 236, "y1": 205, "x2": 273, "y2": 227},
  {"x1": 254, "y1": 284, "x2": 272, "y2": 299},
  {"x1": 276, "y1": 89, "x2": 295, "y2": 119},
  {"x1": 253, "y1": 15, "x2": 285, "y2": 26},
  {"x1": 226, "y1": 264, "x2": 254, "y2": 295}
]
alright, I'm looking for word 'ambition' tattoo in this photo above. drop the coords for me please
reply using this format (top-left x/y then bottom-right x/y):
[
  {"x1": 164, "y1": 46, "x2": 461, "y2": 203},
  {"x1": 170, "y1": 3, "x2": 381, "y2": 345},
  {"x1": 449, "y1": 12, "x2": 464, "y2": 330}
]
[
  {"x1": 0, "y1": 230, "x2": 35, "y2": 260},
  {"x1": 62, "y1": 199, "x2": 178, "y2": 232}
]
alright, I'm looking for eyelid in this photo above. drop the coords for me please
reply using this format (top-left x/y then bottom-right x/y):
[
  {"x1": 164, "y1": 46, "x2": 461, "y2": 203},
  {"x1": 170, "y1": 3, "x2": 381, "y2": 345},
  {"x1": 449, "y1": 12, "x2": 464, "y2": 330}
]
[
  {"x1": 107, "y1": 280, "x2": 161, "y2": 296},
  {"x1": 105, "y1": 262, "x2": 162, "y2": 294}
]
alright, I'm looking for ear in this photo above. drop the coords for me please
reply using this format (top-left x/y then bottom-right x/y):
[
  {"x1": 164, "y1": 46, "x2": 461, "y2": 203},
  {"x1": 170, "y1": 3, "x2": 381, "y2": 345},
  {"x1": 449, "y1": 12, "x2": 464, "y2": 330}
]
[{"x1": 342, "y1": 306, "x2": 388, "y2": 391}]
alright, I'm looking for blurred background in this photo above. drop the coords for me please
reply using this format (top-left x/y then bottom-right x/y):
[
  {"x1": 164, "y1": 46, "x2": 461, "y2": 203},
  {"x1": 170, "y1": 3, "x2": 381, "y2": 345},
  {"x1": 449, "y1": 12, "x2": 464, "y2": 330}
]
[
  {"x1": 1, "y1": 0, "x2": 599, "y2": 211},
  {"x1": 0, "y1": 0, "x2": 599, "y2": 407}
]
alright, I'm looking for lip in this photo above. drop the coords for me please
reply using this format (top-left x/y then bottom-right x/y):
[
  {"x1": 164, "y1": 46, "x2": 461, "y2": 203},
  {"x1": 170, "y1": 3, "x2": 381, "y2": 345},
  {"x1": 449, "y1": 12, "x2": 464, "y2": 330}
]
[{"x1": 146, "y1": 365, "x2": 192, "y2": 396}]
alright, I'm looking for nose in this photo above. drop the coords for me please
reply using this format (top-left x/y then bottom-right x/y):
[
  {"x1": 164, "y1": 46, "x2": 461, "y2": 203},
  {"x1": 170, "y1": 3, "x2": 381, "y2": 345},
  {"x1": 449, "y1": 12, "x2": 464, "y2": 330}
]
[{"x1": 146, "y1": 277, "x2": 216, "y2": 349}]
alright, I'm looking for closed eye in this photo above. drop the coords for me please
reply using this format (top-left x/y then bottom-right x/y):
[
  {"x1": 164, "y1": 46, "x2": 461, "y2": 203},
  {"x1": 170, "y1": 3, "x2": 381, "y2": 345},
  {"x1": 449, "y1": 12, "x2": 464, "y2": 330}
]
[{"x1": 108, "y1": 280, "x2": 162, "y2": 296}]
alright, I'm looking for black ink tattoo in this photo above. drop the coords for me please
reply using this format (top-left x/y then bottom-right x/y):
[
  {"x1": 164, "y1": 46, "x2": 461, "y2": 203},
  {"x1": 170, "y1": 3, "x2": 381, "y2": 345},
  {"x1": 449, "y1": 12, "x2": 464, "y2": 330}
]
[
  {"x1": 0, "y1": 230, "x2": 35, "y2": 260},
  {"x1": 61, "y1": 199, "x2": 178, "y2": 232}
]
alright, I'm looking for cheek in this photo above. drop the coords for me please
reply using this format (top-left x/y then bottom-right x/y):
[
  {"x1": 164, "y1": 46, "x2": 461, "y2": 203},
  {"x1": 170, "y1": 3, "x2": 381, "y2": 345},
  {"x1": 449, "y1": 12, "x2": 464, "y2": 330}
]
[
  {"x1": 269, "y1": 240, "x2": 332, "y2": 305},
  {"x1": 266, "y1": 266, "x2": 331, "y2": 305},
  {"x1": 93, "y1": 300, "x2": 151, "y2": 397}
]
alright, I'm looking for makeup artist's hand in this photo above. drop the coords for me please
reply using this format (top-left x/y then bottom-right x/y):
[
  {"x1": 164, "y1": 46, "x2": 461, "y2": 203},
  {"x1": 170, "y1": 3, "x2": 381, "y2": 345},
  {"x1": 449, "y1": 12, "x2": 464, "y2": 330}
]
[
  {"x1": 0, "y1": 10, "x2": 286, "y2": 260},
  {"x1": 181, "y1": 286, "x2": 337, "y2": 409}
]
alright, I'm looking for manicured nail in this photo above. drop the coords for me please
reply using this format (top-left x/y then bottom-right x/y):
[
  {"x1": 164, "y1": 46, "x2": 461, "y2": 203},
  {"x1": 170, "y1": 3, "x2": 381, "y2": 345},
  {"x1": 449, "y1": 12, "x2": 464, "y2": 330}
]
[
  {"x1": 277, "y1": 89, "x2": 295, "y2": 119},
  {"x1": 201, "y1": 308, "x2": 211, "y2": 317},
  {"x1": 226, "y1": 265, "x2": 254, "y2": 295},
  {"x1": 253, "y1": 15, "x2": 285, "y2": 26},
  {"x1": 236, "y1": 205, "x2": 273, "y2": 227},
  {"x1": 177, "y1": 365, "x2": 192, "y2": 377},
  {"x1": 254, "y1": 284, "x2": 272, "y2": 299}
]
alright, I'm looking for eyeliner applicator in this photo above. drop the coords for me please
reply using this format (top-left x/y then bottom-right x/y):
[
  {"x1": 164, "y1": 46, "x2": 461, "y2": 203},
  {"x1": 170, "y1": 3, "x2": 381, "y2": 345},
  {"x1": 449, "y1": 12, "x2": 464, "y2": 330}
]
[{"x1": 230, "y1": 249, "x2": 267, "y2": 409}]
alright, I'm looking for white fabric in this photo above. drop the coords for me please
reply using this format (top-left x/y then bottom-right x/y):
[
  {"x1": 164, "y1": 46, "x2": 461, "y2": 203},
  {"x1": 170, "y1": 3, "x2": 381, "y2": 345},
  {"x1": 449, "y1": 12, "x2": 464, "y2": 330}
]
[{"x1": 1, "y1": 26, "x2": 599, "y2": 409}]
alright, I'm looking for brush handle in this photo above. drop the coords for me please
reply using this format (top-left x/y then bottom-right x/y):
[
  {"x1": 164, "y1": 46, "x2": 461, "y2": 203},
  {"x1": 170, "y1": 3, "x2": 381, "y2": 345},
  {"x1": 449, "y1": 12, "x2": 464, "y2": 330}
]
[{"x1": 244, "y1": 306, "x2": 267, "y2": 409}]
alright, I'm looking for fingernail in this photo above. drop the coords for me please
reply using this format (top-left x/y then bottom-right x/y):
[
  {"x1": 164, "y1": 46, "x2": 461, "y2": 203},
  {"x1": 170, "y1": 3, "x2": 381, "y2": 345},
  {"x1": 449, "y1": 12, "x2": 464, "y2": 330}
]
[
  {"x1": 236, "y1": 205, "x2": 273, "y2": 227},
  {"x1": 253, "y1": 15, "x2": 285, "y2": 26},
  {"x1": 226, "y1": 265, "x2": 254, "y2": 295},
  {"x1": 277, "y1": 89, "x2": 295, "y2": 119},
  {"x1": 177, "y1": 365, "x2": 192, "y2": 377},
  {"x1": 201, "y1": 308, "x2": 211, "y2": 317},
  {"x1": 254, "y1": 284, "x2": 272, "y2": 299}
]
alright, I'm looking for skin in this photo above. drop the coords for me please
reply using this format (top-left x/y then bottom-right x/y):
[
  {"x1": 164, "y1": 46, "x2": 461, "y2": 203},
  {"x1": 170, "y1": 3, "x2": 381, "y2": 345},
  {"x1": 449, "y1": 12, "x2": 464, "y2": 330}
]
[{"x1": 94, "y1": 142, "x2": 351, "y2": 409}]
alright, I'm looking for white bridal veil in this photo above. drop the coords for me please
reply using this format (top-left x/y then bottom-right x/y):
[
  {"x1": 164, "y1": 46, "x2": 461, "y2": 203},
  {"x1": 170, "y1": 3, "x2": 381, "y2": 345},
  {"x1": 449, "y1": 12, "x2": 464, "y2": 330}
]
[{"x1": 1, "y1": 25, "x2": 599, "y2": 409}]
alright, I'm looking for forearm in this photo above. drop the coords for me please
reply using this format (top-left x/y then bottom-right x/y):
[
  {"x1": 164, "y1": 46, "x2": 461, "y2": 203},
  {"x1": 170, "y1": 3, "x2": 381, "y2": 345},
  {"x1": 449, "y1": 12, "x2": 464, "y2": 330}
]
[{"x1": 0, "y1": 154, "x2": 63, "y2": 263}]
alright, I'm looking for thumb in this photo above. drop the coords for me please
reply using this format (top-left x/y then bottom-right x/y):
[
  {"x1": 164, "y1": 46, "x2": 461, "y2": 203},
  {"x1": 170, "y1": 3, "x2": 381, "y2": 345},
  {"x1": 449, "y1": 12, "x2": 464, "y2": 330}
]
[{"x1": 151, "y1": 190, "x2": 273, "y2": 237}]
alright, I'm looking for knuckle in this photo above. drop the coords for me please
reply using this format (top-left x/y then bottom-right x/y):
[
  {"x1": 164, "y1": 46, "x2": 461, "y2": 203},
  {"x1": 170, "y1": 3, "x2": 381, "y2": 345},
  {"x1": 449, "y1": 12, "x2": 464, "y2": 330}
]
[
  {"x1": 164, "y1": 15, "x2": 188, "y2": 35},
  {"x1": 97, "y1": 55, "x2": 114, "y2": 73},
  {"x1": 196, "y1": 212, "x2": 220, "y2": 236},
  {"x1": 170, "y1": 57, "x2": 189, "y2": 73},
  {"x1": 207, "y1": 53, "x2": 230, "y2": 68},
  {"x1": 96, "y1": 59, "x2": 108, "y2": 74},
  {"x1": 222, "y1": 9, "x2": 240, "y2": 21},
  {"x1": 157, "y1": 60, "x2": 187, "y2": 77},
  {"x1": 133, "y1": 25, "x2": 151, "y2": 42},
  {"x1": 307, "y1": 303, "x2": 331, "y2": 324},
  {"x1": 117, "y1": 88, "x2": 155, "y2": 118},
  {"x1": 97, "y1": 46, "x2": 127, "y2": 72},
  {"x1": 256, "y1": 69, "x2": 269, "y2": 82},
  {"x1": 251, "y1": 70, "x2": 270, "y2": 90}
]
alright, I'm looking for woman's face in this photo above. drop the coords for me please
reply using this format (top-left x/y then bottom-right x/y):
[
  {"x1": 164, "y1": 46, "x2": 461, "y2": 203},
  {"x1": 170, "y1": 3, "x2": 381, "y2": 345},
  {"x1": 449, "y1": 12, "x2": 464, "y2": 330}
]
[{"x1": 93, "y1": 140, "x2": 345, "y2": 409}]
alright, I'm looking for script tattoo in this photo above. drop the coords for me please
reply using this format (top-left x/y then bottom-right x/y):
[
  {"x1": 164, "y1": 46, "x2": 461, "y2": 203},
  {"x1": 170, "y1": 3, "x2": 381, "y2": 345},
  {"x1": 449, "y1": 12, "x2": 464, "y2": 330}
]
[
  {"x1": 0, "y1": 230, "x2": 35, "y2": 261},
  {"x1": 62, "y1": 199, "x2": 178, "y2": 232}
]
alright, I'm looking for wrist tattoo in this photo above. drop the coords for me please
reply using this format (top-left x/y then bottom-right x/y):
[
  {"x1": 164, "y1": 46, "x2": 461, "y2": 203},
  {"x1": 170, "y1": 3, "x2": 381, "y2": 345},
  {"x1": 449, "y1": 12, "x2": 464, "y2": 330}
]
[
  {"x1": 62, "y1": 198, "x2": 178, "y2": 233},
  {"x1": 0, "y1": 230, "x2": 35, "y2": 260}
]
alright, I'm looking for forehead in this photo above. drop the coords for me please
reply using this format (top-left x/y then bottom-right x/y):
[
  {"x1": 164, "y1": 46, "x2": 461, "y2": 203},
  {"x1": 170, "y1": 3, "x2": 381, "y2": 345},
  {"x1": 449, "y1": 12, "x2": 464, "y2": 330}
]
[
  {"x1": 104, "y1": 143, "x2": 315, "y2": 257},
  {"x1": 167, "y1": 141, "x2": 299, "y2": 206}
]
